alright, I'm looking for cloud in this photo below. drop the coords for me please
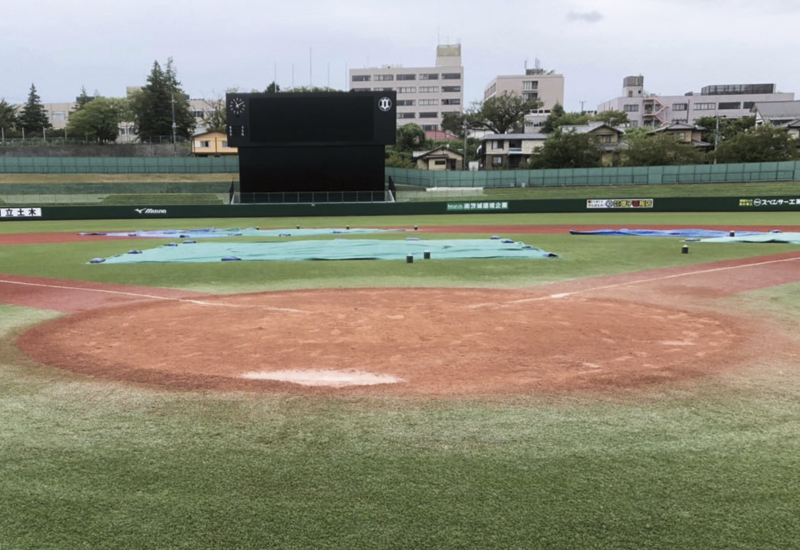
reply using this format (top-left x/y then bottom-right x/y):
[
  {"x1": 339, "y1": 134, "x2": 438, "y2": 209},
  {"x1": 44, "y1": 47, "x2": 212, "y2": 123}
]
[{"x1": 566, "y1": 10, "x2": 603, "y2": 23}]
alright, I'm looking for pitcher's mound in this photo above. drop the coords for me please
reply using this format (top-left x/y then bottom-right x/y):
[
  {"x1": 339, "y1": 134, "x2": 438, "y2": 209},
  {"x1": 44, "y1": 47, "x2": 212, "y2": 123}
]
[{"x1": 18, "y1": 288, "x2": 746, "y2": 396}]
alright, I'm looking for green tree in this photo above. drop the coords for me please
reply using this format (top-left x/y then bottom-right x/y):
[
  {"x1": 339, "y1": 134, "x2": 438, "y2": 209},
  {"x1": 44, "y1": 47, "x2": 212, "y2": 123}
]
[
  {"x1": 0, "y1": 98, "x2": 20, "y2": 133},
  {"x1": 283, "y1": 86, "x2": 340, "y2": 93},
  {"x1": 540, "y1": 103, "x2": 593, "y2": 133},
  {"x1": 713, "y1": 125, "x2": 800, "y2": 164},
  {"x1": 384, "y1": 147, "x2": 415, "y2": 168},
  {"x1": 130, "y1": 58, "x2": 195, "y2": 141},
  {"x1": 395, "y1": 123, "x2": 426, "y2": 152},
  {"x1": 695, "y1": 115, "x2": 755, "y2": 148},
  {"x1": 265, "y1": 81, "x2": 281, "y2": 93},
  {"x1": 441, "y1": 111, "x2": 468, "y2": 138},
  {"x1": 622, "y1": 133, "x2": 707, "y2": 166},
  {"x1": 526, "y1": 128, "x2": 604, "y2": 169},
  {"x1": 18, "y1": 84, "x2": 52, "y2": 133},
  {"x1": 593, "y1": 110, "x2": 629, "y2": 127},
  {"x1": 65, "y1": 96, "x2": 128, "y2": 142},
  {"x1": 73, "y1": 87, "x2": 95, "y2": 113},
  {"x1": 466, "y1": 91, "x2": 542, "y2": 134}
]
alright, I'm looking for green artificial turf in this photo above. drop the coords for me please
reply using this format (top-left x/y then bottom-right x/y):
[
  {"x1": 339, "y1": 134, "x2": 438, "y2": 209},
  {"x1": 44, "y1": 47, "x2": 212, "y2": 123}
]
[{"x1": 1, "y1": 213, "x2": 800, "y2": 549}]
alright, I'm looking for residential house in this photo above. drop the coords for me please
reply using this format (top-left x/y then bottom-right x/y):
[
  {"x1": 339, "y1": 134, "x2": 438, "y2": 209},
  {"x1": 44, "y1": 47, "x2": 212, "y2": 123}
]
[
  {"x1": 647, "y1": 122, "x2": 711, "y2": 150},
  {"x1": 479, "y1": 133, "x2": 547, "y2": 169},
  {"x1": 191, "y1": 131, "x2": 237, "y2": 156},
  {"x1": 559, "y1": 122, "x2": 626, "y2": 165},
  {"x1": 412, "y1": 145, "x2": 464, "y2": 170},
  {"x1": 752, "y1": 100, "x2": 800, "y2": 127}
]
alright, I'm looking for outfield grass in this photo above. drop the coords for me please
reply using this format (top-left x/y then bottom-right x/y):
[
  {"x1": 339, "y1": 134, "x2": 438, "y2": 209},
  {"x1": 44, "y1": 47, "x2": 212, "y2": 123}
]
[{"x1": 1, "y1": 213, "x2": 800, "y2": 549}]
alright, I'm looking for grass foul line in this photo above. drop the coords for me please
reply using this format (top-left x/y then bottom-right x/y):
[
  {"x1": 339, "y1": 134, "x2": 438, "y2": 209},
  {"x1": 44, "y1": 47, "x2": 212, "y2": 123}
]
[
  {"x1": 469, "y1": 255, "x2": 800, "y2": 308},
  {"x1": 0, "y1": 279, "x2": 309, "y2": 313}
]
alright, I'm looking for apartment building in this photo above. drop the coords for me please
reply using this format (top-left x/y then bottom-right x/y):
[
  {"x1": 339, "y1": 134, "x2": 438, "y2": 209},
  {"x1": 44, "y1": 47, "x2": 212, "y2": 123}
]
[
  {"x1": 598, "y1": 75, "x2": 795, "y2": 128},
  {"x1": 348, "y1": 44, "x2": 464, "y2": 132},
  {"x1": 483, "y1": 64, "x2": 565, "y2": 132}
]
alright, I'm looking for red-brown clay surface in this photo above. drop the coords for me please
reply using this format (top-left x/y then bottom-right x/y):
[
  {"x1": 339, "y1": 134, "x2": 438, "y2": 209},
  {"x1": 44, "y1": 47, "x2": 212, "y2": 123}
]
[{"x1": 4, "y1": 228, "x2": 800, "y2": 397}]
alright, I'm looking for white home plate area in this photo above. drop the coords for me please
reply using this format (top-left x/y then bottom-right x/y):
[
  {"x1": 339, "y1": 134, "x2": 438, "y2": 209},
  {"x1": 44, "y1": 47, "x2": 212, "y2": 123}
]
[{"x1": 242, "y1": 369, "x2": 404, "y2": 387}]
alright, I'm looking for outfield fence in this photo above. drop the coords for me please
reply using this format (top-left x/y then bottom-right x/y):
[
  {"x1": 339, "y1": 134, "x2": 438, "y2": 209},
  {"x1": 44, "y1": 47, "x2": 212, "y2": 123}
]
[
  {"x1": 1, "y1": 157, "x2": 799, "y2": 186},
  {"x1": 387, "y1": 161, "x2": 800, "y2": 188}
]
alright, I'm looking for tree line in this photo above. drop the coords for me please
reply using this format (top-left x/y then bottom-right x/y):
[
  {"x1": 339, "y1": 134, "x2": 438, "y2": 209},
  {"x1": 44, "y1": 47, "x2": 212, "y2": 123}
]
[
  {"x1": 2, "y1": 70, "x2": 798, "y2": 166},
  {"x1": 0, "y1": 61, "x2": 323, "y2": 143}
]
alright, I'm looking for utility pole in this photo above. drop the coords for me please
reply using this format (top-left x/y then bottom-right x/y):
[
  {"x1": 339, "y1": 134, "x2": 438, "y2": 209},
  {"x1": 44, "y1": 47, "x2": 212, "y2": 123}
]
[
  {"x1": 580, "y1": 100, "x2": 586, "y2": 114},
  {"x1": 171, "y1": 93, "x2": 177, "y2": 150},
  {"x1": 462, "y1": 115, "x2": 468, "y2": 170}
]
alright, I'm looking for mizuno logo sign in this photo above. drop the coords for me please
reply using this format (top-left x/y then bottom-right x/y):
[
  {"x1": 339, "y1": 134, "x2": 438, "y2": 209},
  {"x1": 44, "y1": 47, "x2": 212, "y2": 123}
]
[{"x1": 135, "y1": 208, "x2": 167, "y2": 215}]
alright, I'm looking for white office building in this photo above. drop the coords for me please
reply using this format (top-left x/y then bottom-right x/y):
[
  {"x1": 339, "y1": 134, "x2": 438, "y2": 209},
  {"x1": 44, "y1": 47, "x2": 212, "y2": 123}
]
[
  {"x1": 348, "y1": 44, "x2": 464, "y2": 132},
  {"x1": 598, "y1": 75, "x2": 795, "y2": 127}
]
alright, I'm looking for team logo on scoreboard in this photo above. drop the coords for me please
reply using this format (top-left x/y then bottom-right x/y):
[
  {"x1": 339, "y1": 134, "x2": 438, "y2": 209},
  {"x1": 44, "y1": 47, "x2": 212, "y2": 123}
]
[{"x1": 378, "y1": 97, "x2": 392, "y2": 112}]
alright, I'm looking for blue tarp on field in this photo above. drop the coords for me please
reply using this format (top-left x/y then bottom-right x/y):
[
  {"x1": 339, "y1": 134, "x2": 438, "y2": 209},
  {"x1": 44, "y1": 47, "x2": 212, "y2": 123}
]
[
  {"x1": 90, "y1": 238, "x2": 558, "y2": 264},
  {"x1": 569, "y1": 228, "x2": 766, "y2": 238},
  {"x1": 699, "y1": 232, "x2": 800, "y2": 244}
]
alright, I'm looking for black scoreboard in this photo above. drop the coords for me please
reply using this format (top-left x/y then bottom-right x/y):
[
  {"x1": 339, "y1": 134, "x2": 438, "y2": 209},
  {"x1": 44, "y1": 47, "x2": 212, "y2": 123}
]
[{"x1": 227, "y1": 92, "x2": 396, "y2": 201}]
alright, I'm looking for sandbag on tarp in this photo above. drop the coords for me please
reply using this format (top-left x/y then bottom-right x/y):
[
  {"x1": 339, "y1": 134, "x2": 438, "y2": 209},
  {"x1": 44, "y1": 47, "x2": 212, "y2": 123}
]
[
  {"x1": 91, "y1": 238, "x2": 558, "y2": 264},
  {"x1": 569, "y1": 228, "x2": 765, "y2": 238}
]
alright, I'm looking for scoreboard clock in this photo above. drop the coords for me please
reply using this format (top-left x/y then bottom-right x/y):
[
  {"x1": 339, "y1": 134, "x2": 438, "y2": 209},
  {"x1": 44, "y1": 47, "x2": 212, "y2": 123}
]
[{"x1": 225, "y1": 91, "x2": 396, "y2": 147}]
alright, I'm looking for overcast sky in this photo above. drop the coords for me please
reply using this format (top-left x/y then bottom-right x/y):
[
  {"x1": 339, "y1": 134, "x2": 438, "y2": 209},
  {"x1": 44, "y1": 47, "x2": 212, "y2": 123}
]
[{"x1": 2, "y1": 0, "x2": 799, "y2": 111}]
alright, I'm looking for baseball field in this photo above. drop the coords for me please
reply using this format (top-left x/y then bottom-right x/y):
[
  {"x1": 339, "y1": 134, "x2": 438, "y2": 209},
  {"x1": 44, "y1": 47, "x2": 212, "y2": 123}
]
[{"x1": 2, "y1": 211, "x2": 800, "y2": 549}]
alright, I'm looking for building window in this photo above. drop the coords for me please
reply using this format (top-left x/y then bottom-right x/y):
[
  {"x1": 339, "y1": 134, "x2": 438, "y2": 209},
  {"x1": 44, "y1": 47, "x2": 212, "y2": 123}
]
[
  {"x1": 695, "y1": 102, "x2": 716, "y2": 110},
  {"x1": 441, "y1": 99, "x2": 460, "y2": 105},
  {"x1": 221, "y1": 141, "x2": 229, "y2": 148},
  {"x1": 398, "y1": 112, "x2": 416, "y2": 119},
  {"x1": 352, "y1": 75, "x2": 370, "y2": 82},
  {"x1": 419, "y1": 99, "x2": 439, "y2": 106},
  {"x1": 191, "y1": 110, "x2": 205, "y2": 118},
  {"x1": 419, "y1": 86, "x2": 439, "y2": 93},
  {"x1": 421, "y1": 124, "x2": 438, "y2": 131},
  {"x1": 398, "y1": 87, "x2": 416, "y2": 93},
  {"x1": 719, "y1": 102, "x2": 741, "y2": 110},
  {"x1": 523, "y1": 92, "x2": 538, "y2": 101},
  {"x1": 623, "y1": 104, "x2": 639, "y2": 112},
  {"x1": 374, "y1": 74, "x2": 394, "y2": 81},
  {"x1": 419, "y1": 112, "x2": 438, "y2": 118},
  {"x1": 51, "y1": 111, "x2": 68, "y2": 122},
  {"x1": 484, "y1": 83, "x2": 496, "y2": 99},
  {"x1": 672, "y1": 103, "x2": 688, "y2": 111},
  {"x1": 443, "y1": 86, "x2": 461, "y2": 93},
  {"x1": 492, "y1": 156, "x2": 503, "y2": 166},
  {"x1": 523, "y1": 81, "x2": 538, "y2": 90},
  {"x1": 198, "y1": 140, "x2": 210, "y2": 148},
  {"x1": 397, "y1": 74, "x2": 416, "y2": 81},
  {"x1": 599, "y1": 135, "x2": 612, "y2": 143},
  {"x1": 419, "y1": 73, "x2": 439, "y2": 80},
  {"x1": 442, "y1": 73, "x2": 461, "y2": 80},
  {"x1": 677, "y1": 133, "x2": 686, "y2": 140},
  {"x1": 353, "y1": 88, "x2": 372, "y2": 92},
  {"x1": 743, "y1": 101, "x2": 755, "y2": 109},
  {"x1": 492, "y1": 140, "x2": 504, "y2": 150},
  {"x1": 396, "y1": 100, "x2": 415, "y2": 106},
  {"x1": 434, "y1": 159, "x2": 447, "y2": 165}
]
